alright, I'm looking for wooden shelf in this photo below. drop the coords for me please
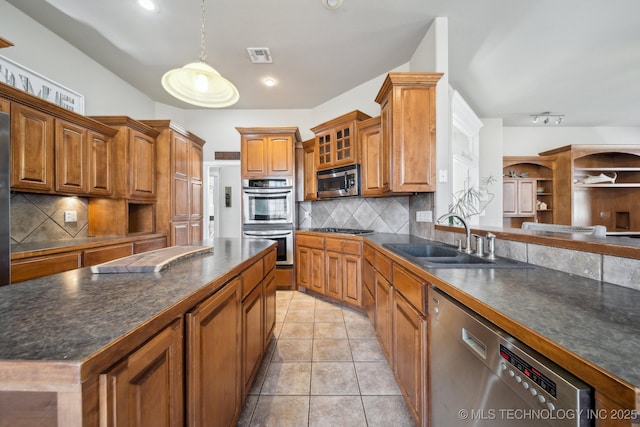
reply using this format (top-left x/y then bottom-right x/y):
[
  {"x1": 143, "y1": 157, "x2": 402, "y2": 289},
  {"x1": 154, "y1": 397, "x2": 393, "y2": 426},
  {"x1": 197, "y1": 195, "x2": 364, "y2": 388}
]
[{"x1": 574, "y1": 183, "x2": 640, "y2": 188}]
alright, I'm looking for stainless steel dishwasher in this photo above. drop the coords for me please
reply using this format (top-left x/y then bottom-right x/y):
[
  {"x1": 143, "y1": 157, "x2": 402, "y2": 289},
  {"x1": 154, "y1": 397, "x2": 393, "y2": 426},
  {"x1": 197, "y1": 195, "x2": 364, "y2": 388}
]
[{"x1": 429, "y1": 287, "x2": 593, "y2": 426}]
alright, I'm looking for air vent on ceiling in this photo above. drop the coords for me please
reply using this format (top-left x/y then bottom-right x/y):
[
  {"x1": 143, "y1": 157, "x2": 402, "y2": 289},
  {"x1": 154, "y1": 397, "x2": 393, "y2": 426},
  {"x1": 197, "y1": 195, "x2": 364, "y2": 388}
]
[{"x1": 247, "y1": 47, "x2": 272, "y2": 64}]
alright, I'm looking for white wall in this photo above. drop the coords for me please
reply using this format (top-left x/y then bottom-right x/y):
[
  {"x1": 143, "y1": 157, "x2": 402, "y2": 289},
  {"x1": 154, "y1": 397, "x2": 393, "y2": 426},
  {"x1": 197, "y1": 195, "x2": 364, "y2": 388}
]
[
  {"x1": 216, "y1": 165, "x2": 242, "y2": 238},
  {"x1": 0, "y1": 1, "x2": 155, "y2": 117},
  {"x1": 479, "y1": 118, "x2": 504, "y2": 226},
  {"x1": 503, "y1": 127, "x2": 640, "y2": 156},
  {"x1": 409, "y1": 17, "x2": 451, "y2": 219}
]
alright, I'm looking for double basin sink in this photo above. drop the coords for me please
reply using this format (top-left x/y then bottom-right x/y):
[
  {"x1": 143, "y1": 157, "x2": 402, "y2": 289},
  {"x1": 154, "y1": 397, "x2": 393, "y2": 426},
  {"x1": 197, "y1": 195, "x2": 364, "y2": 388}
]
[{"x1": 382, "y1": 242, "x2": 533, "y2": 269}]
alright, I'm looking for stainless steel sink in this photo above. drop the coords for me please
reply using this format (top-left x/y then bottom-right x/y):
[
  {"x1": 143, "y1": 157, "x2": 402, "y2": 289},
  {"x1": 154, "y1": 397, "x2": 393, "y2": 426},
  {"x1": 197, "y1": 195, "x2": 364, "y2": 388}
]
[{"x1": 382, "y1": 242, "x2": 533, "y2": 269}]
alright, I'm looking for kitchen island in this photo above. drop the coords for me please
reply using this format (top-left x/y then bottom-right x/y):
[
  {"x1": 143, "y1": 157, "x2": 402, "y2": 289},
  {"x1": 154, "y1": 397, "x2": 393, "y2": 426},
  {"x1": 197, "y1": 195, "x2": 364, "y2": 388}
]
[
  {"x1": 363, "y1": 233, "x2": 640, "y2": 425},
  {"x1": 0, "y1": 237, "x2": 276, "y2": 426}
]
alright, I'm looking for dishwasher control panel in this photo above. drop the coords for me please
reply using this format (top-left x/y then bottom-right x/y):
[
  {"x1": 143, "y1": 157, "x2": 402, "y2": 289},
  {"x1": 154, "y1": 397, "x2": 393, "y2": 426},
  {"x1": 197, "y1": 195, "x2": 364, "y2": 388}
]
[{"x1": 500, "y1": 344, "x2": 557, "y2": 397}]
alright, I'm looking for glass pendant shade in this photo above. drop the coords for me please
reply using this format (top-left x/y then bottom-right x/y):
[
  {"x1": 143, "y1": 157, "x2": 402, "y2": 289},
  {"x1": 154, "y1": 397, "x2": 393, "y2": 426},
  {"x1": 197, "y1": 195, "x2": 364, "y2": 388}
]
[{"x1": 162, "y1": 60, "x2": 239, "y2": 108}]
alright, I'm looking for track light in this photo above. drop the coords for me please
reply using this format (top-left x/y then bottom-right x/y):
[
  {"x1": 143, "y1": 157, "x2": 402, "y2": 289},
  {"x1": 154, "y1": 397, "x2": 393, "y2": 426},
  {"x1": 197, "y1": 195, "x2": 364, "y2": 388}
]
[{"x1": 530, "y1": 112, "x2": 565, "y2": 125}]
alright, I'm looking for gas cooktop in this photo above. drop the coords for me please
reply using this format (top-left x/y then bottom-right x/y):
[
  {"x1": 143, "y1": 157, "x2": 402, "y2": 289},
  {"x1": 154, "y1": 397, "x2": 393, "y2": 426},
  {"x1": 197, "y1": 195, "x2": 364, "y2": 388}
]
[{"x1": 306, "y1": 228, "x2": 374, "y2": 235}]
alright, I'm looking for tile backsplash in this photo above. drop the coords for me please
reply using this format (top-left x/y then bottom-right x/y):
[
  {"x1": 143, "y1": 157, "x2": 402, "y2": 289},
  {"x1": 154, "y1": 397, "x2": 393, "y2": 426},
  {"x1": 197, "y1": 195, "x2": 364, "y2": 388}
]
[
  {"x1": 297, "y1": 192, "x2": 435, "y2": 238},
  {"x1": 10, "y1": 193, "x2": 89, "y2": 244}
]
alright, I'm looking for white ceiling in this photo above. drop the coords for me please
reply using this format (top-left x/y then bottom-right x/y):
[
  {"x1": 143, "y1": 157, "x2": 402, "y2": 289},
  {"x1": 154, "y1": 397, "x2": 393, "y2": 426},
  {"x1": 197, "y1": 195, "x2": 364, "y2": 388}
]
[{"x1": 7, "y1": 0, "x2": 640, "y2": 126}]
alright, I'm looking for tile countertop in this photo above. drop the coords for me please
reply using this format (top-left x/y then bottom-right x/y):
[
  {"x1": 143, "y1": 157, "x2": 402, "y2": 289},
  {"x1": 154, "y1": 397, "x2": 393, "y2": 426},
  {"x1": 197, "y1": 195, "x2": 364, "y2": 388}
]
[
  {"x1": 0, "y1": 238, "x2": 275, "y2": 363},
  {"x1": 364, "y1": 233, "x2": 640, "y2": 406}
]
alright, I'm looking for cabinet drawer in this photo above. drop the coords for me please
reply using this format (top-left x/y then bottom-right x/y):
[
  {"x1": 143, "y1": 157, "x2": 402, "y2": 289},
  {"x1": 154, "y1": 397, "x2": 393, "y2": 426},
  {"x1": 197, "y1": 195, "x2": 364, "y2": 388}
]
[
  {"x1": 296, "y1": 234, "x2": 324, "y2": 249},
  {"x1": 392, "y1": 264, "x2": 427, "y2": 316},
  {"x1": 264, "y1": 248, "x2": 276, "y2": 272},
  {"x1": 133, "y1": 236, "x2": 167, "y2": 254},
  {"x1": 11, "y1": 252, "x2": 81, "y2": 283},
  {"x1": 363, "y1": 243, "x2": 375, "y2": 264},
  {"x1": 83, "y1": 243, "x2": 133, "y2": 267},
  {"x1": 375, "y1": 251, "x2": 392, "y2": 282},
  {"x1": 325, "y1": 237, "x2": 361, "y2": 255},
  {"x1": 242, "y1": 259, "x2": 264, "y2": 299}
]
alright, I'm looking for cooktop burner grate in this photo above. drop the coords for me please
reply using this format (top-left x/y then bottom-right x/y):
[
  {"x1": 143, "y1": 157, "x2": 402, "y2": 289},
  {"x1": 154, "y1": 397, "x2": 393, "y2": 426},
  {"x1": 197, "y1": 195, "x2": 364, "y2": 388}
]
[{"x1": 307, "y1": 228, "x2": 374, "y2": 235}]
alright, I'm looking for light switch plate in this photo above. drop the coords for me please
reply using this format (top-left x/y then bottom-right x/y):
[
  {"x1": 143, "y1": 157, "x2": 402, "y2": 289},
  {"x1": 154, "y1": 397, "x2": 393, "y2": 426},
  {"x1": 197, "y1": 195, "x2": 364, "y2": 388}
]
[{"x1": 438, "y1": 170, "x2": 448, "y2": 183}]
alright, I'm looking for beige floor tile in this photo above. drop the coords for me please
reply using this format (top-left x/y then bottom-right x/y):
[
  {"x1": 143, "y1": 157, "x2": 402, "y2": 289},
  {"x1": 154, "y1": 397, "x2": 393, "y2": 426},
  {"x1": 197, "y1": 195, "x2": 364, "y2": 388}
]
[
  {"x1": 279, "y1": 322, "x2": 314, "y2": 339},
  {"x1": 314, "y1": 322, "x2": 348, "y2": 339},
  {"x1": 310, "y1": 362, "x2": 360, "y2": 395},
  {"x1": 314, "y1": 308, "x2": 344, "y2": 322},
  {"x1": 346, "y1": 322, "x2": 377, "y2": 339},
  {"x1": 273, "y1": 322, "x2": 283, "y2": 338},
  {"x1": 249, "y1": 395, "x2": 310, "y2": 427},
  {"x1": 355, "y1": 361, "x2": 402, "y2": 395},
  {"x1": 292, "y1": 291, "x2": 316, "y2": 301},
  {"x1": 349, "y1": 339, "x2": 386, "y2": 362},
  {"x1": 361, "y1": 395, "x2": 415, "y2": 427},
  {"x1": 285, "y1": 308, "x2": 315, "y2": 323},
  {"x1": 261, "y1": 362, "x2": 311, "y2": 395},
  {"x1": 289, "y1": 298, "x2": 316, "y2": 309},
  {"x1": 309, "y1": 396, "x2": 367, "y2": 427},
  {"x1": 312, "y1": 339, "x2": 352, "y2": 361},
  {"x1": 276, "y1": 290, "x2": 294, "y2": 300},
  {"x1": 271, "y1": 339, "x2": 313, "y2": 362},
  {"x1": 248, "y1": 358, "x2": 270, "y2": 395},
  {"x1": 237, "y1": 394, "x2": 258, "y2": 427},
  {"x1": 275, "y1": 308, "x2": 288, "y2": 323},
  {"x1": 342, "y1": 308, "x2": 369, "y2": 324},
  {"x1": 314, "y1": 299, "x2": 340, "y2": 310}
]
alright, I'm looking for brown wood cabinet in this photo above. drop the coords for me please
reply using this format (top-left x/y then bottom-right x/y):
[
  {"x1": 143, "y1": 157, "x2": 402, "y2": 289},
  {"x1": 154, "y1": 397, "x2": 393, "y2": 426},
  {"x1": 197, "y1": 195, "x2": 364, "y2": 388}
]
[
  {"x1": 503, "y1": 178, "x2": 536, "y2": 217},
  {"x1": 242, "y1": 280, "x2": 264, "y2": 398},
  {"x1": 10, "y1": 102, "x2": 55, "y2": 193},
  {"x1": 375, "y1": 270, "x2": 393, "y2": 361},
  {"x1": 296, "y1": 232, "x2": 363, "y2": 308},
  {"x1": 54, "y1": 119, "x2": 114, "y2": 197},
  {"x1": 540, "y1": 145, "x2": 640, "y2": 232},
  {"x1": 100, "y1": 318, "x2": 184, "y2": 427},
  {"x1": 296, "y1": 234, "x2": 326, "y2": 295},
  {"x1": 311, "y1": 110, "x2": 371, "y2": 171},
  {"x1": 503, "y1": 157, "x2": 555, "y2": 227},
  {"x1": 374, "y1": 72, "x2": 443, "y2": 192},
  {"x1": 186, "y1": 276, "x2": 242, "y2": 427},
  {"x1": 237, "y1": 127, "x2": 301, "y2": 178},
  {"x1": 359, "y1": 116, "x2": 392, "y2": 197},
  {"x1": 141, "y1": 120, "x2": 206, "y2": 246},
  {"x1": 90, "y1": 116, "x2": 158, "y2": 201},
  {"x1": 10, "y1": 235, "x2": 166, "y2": 284},
  {"x1": 302, "y1": 138, "x2": 317, "y2": 201}
]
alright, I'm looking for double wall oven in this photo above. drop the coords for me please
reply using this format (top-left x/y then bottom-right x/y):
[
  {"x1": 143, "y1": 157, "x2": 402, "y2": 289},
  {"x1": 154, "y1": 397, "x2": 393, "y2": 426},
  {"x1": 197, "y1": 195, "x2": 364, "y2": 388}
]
[{"x1": 242, "y1": 178, "x2": 294, "y2": 266}]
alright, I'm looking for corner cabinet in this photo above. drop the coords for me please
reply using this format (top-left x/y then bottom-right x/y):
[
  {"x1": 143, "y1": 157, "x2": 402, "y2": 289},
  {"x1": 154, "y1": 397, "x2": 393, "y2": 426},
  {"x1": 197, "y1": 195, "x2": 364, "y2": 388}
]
[
  {"x1": 311, "y1": 110, "x2": 371, "y2": 171},
  {"x1": 540, "y1": 145, "x2": 640, "y2": 232},
  {"x1": 374, "y1": 72, "x2": 443, "y2": 192},
  {"x1": 237, "y1": 127, "x2": 301, "y2": 178},
  {"x1": 141, "y1": 120, "x2": 206, "y2": 246}
]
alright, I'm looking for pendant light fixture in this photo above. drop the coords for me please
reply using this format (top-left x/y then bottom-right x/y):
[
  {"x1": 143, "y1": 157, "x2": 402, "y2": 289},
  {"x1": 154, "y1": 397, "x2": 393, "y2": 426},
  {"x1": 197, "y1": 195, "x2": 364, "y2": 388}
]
[{"x1": 161, "y1": 0, "x2": 239, "y2": 108}]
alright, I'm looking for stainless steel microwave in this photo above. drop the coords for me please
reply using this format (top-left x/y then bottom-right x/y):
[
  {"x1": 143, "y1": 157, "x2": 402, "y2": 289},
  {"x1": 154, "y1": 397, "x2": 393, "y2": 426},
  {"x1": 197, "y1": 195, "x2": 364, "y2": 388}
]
[{"x1": 317, "y1": 164, "x2": 360, "y2": 198}]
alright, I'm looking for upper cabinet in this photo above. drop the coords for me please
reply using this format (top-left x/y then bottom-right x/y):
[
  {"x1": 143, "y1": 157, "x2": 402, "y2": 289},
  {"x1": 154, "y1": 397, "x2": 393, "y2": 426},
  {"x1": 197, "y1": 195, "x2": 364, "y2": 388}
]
[
  {"x1": 301, "y1": 138, "x2": 317, "y2": 201},
  {"x1": 375, "y1": 72, "x2": 443, "y2": 192},
  {"x1": 90, "y1": 116, "x2": 159, "y2": 201},
  {"x1": 311, "y1": 110, "x2": 370, "y2": 171},
  {"x1": 1, "y1": 82, "x2": 117, "y2": 196},
  {"x1": 237, "y1": 127, "x2": 301, "y2": 178},
  {"x1": 141, "y1": 120, "x2": 206, "y2": 246},
  {"x1": 358, "y1": 116, "x2": 391, "y2": 197},
  {"x1": 540, "y1": 145, "x2": 640, "y2": 232}
]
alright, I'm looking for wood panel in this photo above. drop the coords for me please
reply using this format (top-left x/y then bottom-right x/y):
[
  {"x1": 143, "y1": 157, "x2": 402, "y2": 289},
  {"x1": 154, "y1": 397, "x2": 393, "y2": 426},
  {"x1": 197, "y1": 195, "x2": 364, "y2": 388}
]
[
  {"x1": 263, "y1": 269, "x2": 277, "y2": 348},
  {"x1": 11, "y1": 252, "x2": 80, "y2": 284},
  {"x1": 242, "y1": 258, "x2": 264, "y2": 299},
  {"x1": 302, "y1": 139, "x2": 317, "y2": 201},
  {"x1": 55, "y1": 119, "x2": 87, "y2": 194},
  {"x1": 375, "y1": 271, "x2": 393, "y2": 361},
  {"x1": 325, "y1": 251, "x2": 342, "y2": 300},
  {"x1": 242, "y1": 283, "x2": 264, "y2": 398},
  {"x1": 0, "y1": 391, "x2": 57, "y2": 427},
  {"x1": 83, "y1": 243, "x2": 133, "y2": 267},
  {"x1": 133, "y1": 236, "x2": 167, "y2": 254},
  {"x1": 186, "y1": 277, "x2": 241, "y2": 427},
  {"x1": 342, "y1": 253, "x2": 362, "y2": 307},
  {"x1": 88, "y1": 131, "x2": 112, "y2": 196},
  {"x1": 268, "y1": 136, "x2": 294, "y2": 175},
  {"x1": 359, "y1": 116, "x2": 390, "y2": 196},
  {"x1": 100, "y1": 318, "x2": 184, "y2": 427},
  {"x1": 10, "y1": 102, "x2": 55, "y2": 192}
]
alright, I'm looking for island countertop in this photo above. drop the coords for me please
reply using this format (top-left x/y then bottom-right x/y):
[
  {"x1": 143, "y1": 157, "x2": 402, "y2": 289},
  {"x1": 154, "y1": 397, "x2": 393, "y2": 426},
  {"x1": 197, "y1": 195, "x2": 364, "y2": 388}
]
[
  {"x1": 364, "y1": 233, "x2": 640, "y2": 410},
  {"x1": 0, "y1": 238, "x2": 275, "y2": 370}
]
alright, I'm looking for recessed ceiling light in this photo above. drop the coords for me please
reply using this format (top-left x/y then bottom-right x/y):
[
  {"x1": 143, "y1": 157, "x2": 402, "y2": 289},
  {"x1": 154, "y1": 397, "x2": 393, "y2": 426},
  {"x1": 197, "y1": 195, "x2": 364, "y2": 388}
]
[
  {"x1": 322, "y1": 0, "x2": 343, "y2": 10},
  {"x1": 137, "y1": 0, "x2": 158, "y2": 12},
  {"x1": 263, "y1": 78, "x2": 276, "y2": 87}
]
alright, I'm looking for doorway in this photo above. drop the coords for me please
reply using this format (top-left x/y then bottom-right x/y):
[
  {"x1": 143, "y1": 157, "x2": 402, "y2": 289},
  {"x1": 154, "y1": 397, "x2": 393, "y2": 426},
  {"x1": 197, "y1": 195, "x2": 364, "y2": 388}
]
[{"x1": 203, "y1": 160, "x2": 242, "y2": 240}]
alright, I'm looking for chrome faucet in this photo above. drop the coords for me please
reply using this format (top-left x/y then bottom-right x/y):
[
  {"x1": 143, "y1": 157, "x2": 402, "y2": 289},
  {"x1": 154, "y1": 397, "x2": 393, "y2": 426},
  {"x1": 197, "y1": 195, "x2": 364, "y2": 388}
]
[{"x1": 437, "y1": 213, "x2": 473, "y2": 254}]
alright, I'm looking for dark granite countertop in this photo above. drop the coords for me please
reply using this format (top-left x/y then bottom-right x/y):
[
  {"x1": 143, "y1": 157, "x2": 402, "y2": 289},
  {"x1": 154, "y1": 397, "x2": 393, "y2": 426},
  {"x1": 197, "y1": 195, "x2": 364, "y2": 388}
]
[
  {"x1": 0, "y1": 238, "x2": 274, "y2": 363},
  {"x1": 364, "y1": 233, "x2": 640, "y2": 393}
]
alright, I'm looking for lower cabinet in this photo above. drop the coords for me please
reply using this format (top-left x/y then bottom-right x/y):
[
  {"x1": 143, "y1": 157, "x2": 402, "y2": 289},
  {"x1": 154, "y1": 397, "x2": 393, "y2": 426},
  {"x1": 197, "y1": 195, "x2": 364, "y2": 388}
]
[
  {"x1": 362, "y1": 259, "x2": 375, "y2": 325},
  {"x1": 242, "y1": 280, "x2": 264, "y2": 398},
  {"x1": 296, "y1": 236, "x2": 326, "y2": 295},
  {"x1": 263, "y1": 269, "x2": 277, "y2": 348},
  {"x1": 375, "y1": 271, "x2": 393, "y2": 361},
  {"x1": 100, "y1": 318, "x2": 184, "y2": 427},
  {"x1": 393, "y1": 292, "x2": 427, "y2": 425}
]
